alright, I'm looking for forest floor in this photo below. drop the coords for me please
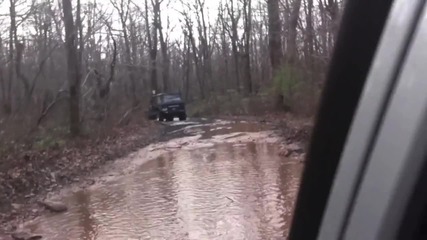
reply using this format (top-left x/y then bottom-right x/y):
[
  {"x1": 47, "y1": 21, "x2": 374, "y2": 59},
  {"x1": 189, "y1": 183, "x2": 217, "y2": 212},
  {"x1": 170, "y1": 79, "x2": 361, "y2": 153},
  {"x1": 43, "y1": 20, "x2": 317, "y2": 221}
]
[{"x1": 0, "y1": 111, "x2": 313, "y2": 236}]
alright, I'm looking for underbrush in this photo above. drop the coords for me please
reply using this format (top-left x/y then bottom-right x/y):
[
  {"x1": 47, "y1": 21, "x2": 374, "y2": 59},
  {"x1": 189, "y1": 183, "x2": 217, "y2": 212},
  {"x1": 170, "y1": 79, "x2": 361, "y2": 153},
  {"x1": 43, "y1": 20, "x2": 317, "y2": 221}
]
[
  {"x1": 187, "y1": 83, "x2": 321, "y2": 118},
  {"x1": 187, "y1": 64, "x2": 322, "y2": 118},
  {"x1": 187, "y1": 91, "x2": 275, "y2": 117},
  {"x1": 0, "y1": 97, "x2": 159, "y2": 214},
  {"x1": 0, "y1": 118, "x2": 161, "y2": 223},
  {"x1": 0, "y1": 98, "x2": 151, "y2": 161},
  {"x1": 273, "y1": 65, "x2": 322, "y2": 116}
]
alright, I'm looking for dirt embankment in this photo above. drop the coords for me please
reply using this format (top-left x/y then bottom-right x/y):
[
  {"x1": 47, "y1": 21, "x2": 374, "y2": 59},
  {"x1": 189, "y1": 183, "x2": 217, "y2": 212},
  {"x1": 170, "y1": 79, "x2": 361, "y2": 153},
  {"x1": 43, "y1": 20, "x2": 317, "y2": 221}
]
[
  {"x1": 0, "y1": 121, "x2": 164, "y2": 232},
  {"x1": 222, "y1": 113, "x2": 313, "y2": 144}
]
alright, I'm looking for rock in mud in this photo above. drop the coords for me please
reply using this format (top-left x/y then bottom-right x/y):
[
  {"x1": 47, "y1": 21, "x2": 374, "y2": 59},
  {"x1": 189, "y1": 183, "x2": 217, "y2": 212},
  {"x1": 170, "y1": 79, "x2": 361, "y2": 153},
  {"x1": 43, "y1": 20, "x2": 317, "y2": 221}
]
[
  {"x1": 11, "y1": 231, "x2": 42, "y2": 240},
  {"x1": 287, "y1": 143, "x2": 303, "y2": 153},
  {"x1": 299, "y1": 153, "x2": 307, "y2": 162},
  {"x1": 11, "y1": 204, "x2": 22, "y2": 210},
  {"x1": 278, "y1": 143, "x2": 304, "y2": 157},
  {"x1": 38, "y1": 200, "x2": 68, "y2": 213},
  {"x1": 278, "y1": 148, "x2": 290, "y2": 157}
]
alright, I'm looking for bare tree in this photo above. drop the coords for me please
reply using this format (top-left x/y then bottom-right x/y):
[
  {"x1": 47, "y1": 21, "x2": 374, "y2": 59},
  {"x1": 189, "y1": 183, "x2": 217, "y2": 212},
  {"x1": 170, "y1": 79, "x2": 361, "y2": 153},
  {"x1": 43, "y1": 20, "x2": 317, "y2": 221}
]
[
  {"x1": 5, "y1": 0, "x2": 17, "y2": 114},
  {"x1": 195, "y1": 0, "x2": 212, "y2": 95},
  {"x1": 0, "y1": 0, "x2": 345, "y2": 142},
  {"x1": 225, "y1": 0, "x2": 241, "y2": 91},
  {"x1": 268, "y1": 0, "x2": 283, "y2": 72},
  {"x1": 179, "y1": 4, "x2": 204, "y2": 99},
  {"x1": 287, "y1": 0, "x2": 302, "y2": 64},
  {"x1": 154, "y1": 0, "x2": 171, "y2": 93},
  {"x1": 111, "y1": 0, "x2": 138, "y2": 106},
  {"x1": 62, "y1": 0, "x2": 81, "y2": 136},
  {"x1": 145, "y1": 0, "x2": 159, "y2": 93},
  {"x1": 241, "y1": 0, "x2": 252, "y2": 93},
  {"x1": 304, "y1": 0, "x2": 315, "y2": 81}
]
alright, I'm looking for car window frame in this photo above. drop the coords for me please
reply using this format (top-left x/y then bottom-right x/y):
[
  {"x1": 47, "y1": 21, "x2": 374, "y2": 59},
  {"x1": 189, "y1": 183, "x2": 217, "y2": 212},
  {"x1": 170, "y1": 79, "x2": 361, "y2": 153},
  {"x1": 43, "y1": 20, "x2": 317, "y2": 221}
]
[{"x1": 288, "y1": 0, "x2": 396, "y2": 239}]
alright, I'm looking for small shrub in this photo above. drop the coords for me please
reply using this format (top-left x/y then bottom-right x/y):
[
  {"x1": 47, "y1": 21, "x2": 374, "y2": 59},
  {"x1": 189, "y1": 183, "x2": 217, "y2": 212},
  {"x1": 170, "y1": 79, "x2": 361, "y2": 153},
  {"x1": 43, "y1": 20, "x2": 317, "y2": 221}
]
[
  {"x1": 273, "y1": 65, "x2": 302, "y2": 110},
  {"x1": 32, "y1": 127, "x2": 68, "y2": 151},
  {"x1": 33, "y1": 135, "x2": 66, "y2": 151}
]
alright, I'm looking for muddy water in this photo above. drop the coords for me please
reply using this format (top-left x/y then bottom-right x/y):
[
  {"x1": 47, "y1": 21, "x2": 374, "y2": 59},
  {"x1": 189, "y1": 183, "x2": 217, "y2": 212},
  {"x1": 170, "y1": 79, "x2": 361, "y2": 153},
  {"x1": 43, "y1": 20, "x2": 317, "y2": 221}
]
[{"x1": 27, "y1": 120, "x2": 303, "y2": 240}]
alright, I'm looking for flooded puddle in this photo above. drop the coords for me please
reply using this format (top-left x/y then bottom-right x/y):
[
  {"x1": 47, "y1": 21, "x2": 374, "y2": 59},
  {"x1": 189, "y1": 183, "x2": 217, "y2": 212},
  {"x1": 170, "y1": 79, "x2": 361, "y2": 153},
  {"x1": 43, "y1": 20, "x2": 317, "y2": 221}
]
[
  {"x1": 25, "y1": 120, "x2": 303, "y2": 240},
  {"x1": 166, "y1": 119, "x2": 272, "y2": 140}
]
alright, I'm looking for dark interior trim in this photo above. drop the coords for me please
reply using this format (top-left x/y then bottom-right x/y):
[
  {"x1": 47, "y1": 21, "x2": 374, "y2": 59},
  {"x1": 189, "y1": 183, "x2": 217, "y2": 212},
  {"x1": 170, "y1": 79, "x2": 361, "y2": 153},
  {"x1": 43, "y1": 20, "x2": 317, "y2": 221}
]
[
  {"x1": 398, "y1": 153, "x2": 427, "y2": 240},
  {"x1": 288, "y1": 1, "x2": 394, "y2": 239}
]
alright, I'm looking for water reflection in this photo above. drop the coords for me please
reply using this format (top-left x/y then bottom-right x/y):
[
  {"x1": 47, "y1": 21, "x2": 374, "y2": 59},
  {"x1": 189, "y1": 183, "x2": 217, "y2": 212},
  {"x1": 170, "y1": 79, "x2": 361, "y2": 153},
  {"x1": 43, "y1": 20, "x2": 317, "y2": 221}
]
[{"x1": 28, "y1": 140, "x2": 302, "y2": 240}]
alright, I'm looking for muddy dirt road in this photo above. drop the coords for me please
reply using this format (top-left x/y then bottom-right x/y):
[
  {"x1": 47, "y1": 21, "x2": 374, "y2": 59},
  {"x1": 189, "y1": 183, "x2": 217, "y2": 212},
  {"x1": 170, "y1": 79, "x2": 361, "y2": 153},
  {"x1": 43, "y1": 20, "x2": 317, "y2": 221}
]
[{"x1": 22, "y1": 119, "x2": 304, "y2": 240}]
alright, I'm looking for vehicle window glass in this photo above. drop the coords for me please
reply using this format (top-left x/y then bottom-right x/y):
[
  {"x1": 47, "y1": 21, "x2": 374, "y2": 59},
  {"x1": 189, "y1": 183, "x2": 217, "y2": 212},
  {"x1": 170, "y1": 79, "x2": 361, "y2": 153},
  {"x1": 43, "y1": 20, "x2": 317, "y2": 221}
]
[
  {"x1": 1, "y1": 0, "x2": 348, "y2": 238},
  {"x1": 162, "y1": 95, "x2": 181, "y2": 103}
]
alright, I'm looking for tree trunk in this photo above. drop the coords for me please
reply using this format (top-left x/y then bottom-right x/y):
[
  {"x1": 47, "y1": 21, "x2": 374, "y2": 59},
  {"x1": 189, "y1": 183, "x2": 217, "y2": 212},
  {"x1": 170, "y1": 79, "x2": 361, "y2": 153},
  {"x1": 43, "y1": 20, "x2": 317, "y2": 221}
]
[
  {"x1": 304, "y1": 0, "x2": 315, "y2": 81},
  {"x1": 228, "y1": 0, "x2": 241, "y2": 91},
  {"x1": 268, "y1": 0, "x2": 283, "y2": 71},
  {"x1": 221, "y1": 24, "x2": 230, "y2": 91},
  {"x1": 183, "y1": 35, "x2": 191, "y2": 100},
  {"x1": 62, "y1": 0, "x2": 81, "y2": 136},
  {"x1": 218, "y1": 3, "x2": 231, "y2": 91},
  {"x1": 122, "y1": 17, "x2": 137, "y2": 105},
  {"x1": 156, "y1": 0, "x2": 170, "y2": 93},
  {"x1": 77, "y1": 0, "x2": 84, "y2": 71},
  {"x1": 15, "y1": 41, "x2": 31, "y2": 101},
  {"x1": 186, "y1": 19, "x2": 204, "y2": 99},
  {"x1": 287, "y1": 0, "x2": 302, "y2": 64},
  {"x1": 196, "y1": 0, "x2": 213, "y2": 94},
  {"x1": 5, "y1": 0, "x2": 16, "y2": 114},
  {"x1": 318, "y1": 0, "x2": 328, "y2": 58},
  {"x1": 111, "y1": 0, "x2": 138, "y2": 105},
  {"x1": 145, "y1": 0, "x2": 158, "y2": 93},
  {"x1": 268, "y1": 0, "x2": 284, "y2": 108},
  {"x1": 243, "y1": 0, "x2": 253, "y2": 94},
  {"x1": 326, "y1": 0, "x2": 340, "y2": 52},
  {"x1": 190, "y1": 38, "x2": 204, "y2": 99}
]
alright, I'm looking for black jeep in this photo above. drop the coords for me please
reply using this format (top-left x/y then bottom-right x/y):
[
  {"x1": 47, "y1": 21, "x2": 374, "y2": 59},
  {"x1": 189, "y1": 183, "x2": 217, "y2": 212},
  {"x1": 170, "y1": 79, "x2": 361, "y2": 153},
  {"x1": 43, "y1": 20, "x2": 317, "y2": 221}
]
[{"x1": 147, "y1": 93, "x2": 187, "y2": 121}]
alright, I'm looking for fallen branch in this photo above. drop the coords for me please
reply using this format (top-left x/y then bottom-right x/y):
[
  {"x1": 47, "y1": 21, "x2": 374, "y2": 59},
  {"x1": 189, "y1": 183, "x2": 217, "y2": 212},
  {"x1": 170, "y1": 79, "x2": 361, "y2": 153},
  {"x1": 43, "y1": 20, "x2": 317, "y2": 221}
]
[
  {"x1": 101, "y1": 37, "x2": 117, "y2": 99},
  {"x1": 32, "y1": 90, "x2": 68, "y2": 132},
  {"x1": 81, "y1": 69, "x2": 95, "y2": 88},
  {"x1": 28, "y1": 43, "x2": 61, "y2": 99},
  {"x1": 117, "y1": 104, "x2": 142, "y2": 126}
]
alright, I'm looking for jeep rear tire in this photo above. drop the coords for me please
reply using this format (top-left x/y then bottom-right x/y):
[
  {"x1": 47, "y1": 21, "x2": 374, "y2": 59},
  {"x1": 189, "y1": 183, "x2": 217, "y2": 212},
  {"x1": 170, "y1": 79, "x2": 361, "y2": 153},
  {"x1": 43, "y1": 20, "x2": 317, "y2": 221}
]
[
  {"x1": 166, "y1": 116, "x2": 174, "y2": 122},
  {"x1": 158, "y1": 114, "x2": 165, "y2": 122}
]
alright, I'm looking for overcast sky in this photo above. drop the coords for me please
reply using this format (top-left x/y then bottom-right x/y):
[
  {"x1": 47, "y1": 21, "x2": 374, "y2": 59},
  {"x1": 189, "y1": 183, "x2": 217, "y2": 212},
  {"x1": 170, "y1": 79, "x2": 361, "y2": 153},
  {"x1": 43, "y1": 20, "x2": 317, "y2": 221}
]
[
  {"x1": 0, "y1": 0, "x2": 225, "y2": 41},
  {"x1": 0, "y1": 0, "x2": 270, "y2": 46}
]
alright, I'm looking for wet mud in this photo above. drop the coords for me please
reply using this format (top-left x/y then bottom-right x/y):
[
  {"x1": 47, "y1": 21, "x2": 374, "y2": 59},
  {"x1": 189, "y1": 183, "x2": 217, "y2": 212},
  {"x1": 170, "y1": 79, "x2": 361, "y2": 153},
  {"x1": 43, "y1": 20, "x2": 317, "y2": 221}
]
[{"x1": 23, "y1": 119, "x2": 303, "y2": 240}]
